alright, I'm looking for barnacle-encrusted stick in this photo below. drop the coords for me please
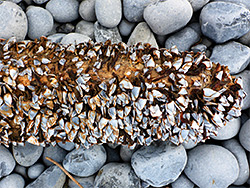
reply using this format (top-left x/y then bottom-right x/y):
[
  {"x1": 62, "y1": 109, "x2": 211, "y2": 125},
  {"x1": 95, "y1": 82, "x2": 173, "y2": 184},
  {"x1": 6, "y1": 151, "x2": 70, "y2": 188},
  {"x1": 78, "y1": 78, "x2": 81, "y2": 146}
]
[{"x1": 0, "y1": 37, "x2": 246, "y2": 148}]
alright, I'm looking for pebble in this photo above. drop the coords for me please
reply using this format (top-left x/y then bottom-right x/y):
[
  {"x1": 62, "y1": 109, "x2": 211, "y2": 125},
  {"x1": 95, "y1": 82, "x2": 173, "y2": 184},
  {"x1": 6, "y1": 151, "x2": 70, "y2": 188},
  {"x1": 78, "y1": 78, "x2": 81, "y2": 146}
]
[
  {"x1": 184, "y1": 144, "x2": 239, "y2": 188},
  {"x1": 120, "y1": 145, "x2": 136, "y2": 162},
  {"x1": 239, "y1": 30, "x2": 250, "y2": 46},
  {"x1": 28, "y1": 163, "x2": 45, "y2": 179},
  {"x1": 182, "y1": 138, "x2": 198, "y2": 150},
  {"x1": 68, "y1": 175, "x2": 95, "y2": 188},
  {"x1": 76, "y1": 20, "x2": 95, "y2": 39},
  {"x1": 143, "y1": 0, "x2": 193, "y2": 35},
  {"x1": 46, "y1": 0, "x2": 79, "y2": 23},
  {"x1": 14, "y1": 164, "x2": 28, "y2": 179},
  {"x1": 212, "y1": 0, "x2": 250, "y2": 9},
  {"x1": 26, "y1": 165, "x2": 66, "y2": 188},
  {"x1": 239, "y1": 119, "x2": 250, "y2": 152},
  {"x1": 165, "y1": 27, "x2": 200, "y2": 51},
  {"x1": 58, "y1": 141, "x2": 75, "y2": 151},
  {"x1": 127, "y1": 22, "x2": 158, "y2": 48},
  {"x1": 33, "y1": 0, "x2": 49, "y2": 4},
  {"x1": 0, "y1": 1, "x2": 28, "y2": 41},
  {"x1": 95, "y1": 0, "x2": 122, "y2": 28},
  {"x1": 79, "y1": 0, "x2": 96, "y2": 22},
  {"x1": 13, "y1": 142, "x2": 43, "y2": 167},
  {"x1": 235, "y1": 70, "x2": 250, "y2": 110},
  {"x1": 0, "y1": 173, "x2": 25, "y2": 188},
  {"x1": 200, "y1": 2, "x2": 250, "y2": 43},
  {"x1": 222, "y1": 139, "x2": 249, "y2": 185},
  {"x1": 0, "y1": 145, "x2": 16, "y2": 178},
  {"x1": 123, "y1": 0, "x2": 158, "y2": 22},
  {"x1": 187, "y1": 0, "x2": 210, "y2": 11},
  {"x1": 188, "y1": 22, "x2": 202, "y2": 36},
  {"x1": 104, "y1": 144, "x2": 121, "y2": 163},
  {"x1": 47, "y1": 33, "x2": 66, "y2": 43},
  {"x1": 119, "y1": 19, "x2": 136, "y2": 37},
  {"x1": 94, "y1": 163, "x2": 141, "y2": 188},
  {"x1": 191, "y1": 44, "x2": 207, "y2": 53},
  {"x1": 60, "y1": 33, "x2": 91, "y2": 45},
  {"x1": 63, "y1": 145, "x2": 107, "y2": 177},
  {"x1": 94, "y1": 22, "x2": 122, "y2": 44},
  {"x1": 42, "y1": 144, "x2": 67, "y2": 166},
  {"x1": 26, "y1": 6, "x2": 54, "y2": 40},
  {"x1": 57, "y1": 23, "x2": 75, "y2": 33},
  {"x1": 211, "y1": 118, "x2": 241, "y2": 140},
  {"x1": 171, "y1": 174, "x2": 194, "y2": 188},
  {"x1": 131, "y1": 141, "x2": 187, "y2": 187},
  {"x1": 210, "y1": 41, "x2": 250, "y2": 74},
  {"x1": 107, "y1": 143, "x2": 119, "y2": 149},
  {"x1": 5, "y1": 0, "x2": 23, "y2": 3}
]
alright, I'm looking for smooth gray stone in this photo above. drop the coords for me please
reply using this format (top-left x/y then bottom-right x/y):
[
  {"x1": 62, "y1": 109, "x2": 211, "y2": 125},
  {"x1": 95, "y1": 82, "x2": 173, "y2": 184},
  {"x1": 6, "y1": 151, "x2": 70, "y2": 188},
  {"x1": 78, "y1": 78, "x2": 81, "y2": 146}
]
[
  {"x1": 4, "y1": 0, "x2": 22, "y2": 3},
  {"x1": 239, "y1": 30, "x2": 250, "y2": 46},
  {"x1": 95, "y1": 0, "x2": 122, "y2": 28},
  {"x1": 33, "y1": 0, "x2": 49, "y2": 4},
  {"x1": 131, "y1": 141, "x2": 187, "y2": 187},
  {"x1": 127, "y1": 22, "x2": 158, "y2": 48},
  {"x1": 26, "y1": 165, "x2": 66, "y2": 188},
  {"x1": 13, "y1": 142, "x2": 43, "y2": 167},
  {"x1": 60, "y1": 33, "x2": 91, "y2": 45},
  {"x1": 68, "y1": 175, "x2": 95, "y2": 188},
  {"x1": 184, "y1": 144, "x2": 239, "y2": 188},
  {"x1": 26, "y1": 6, "x2": 54, "y2": 40},
  {"x1": 119, "y1": 19, "x2": 136, "y2": 37},
  {"x1": 0, "y1": 173, "x2": 25, "y2": 188},
  {"x1": 0, "y1": 145, "x2": 16, "y2": 178},
  {"x1": 94, "y1": 22, "x2": 122, "y2": 44},
  {"x1": 46, "y1": 0, "x2": 79, "y2": 23},
  {"x1": 76, "y1": 20, "x2": 94, "y2": 39},
  {"x1": 201, "y1": 37, "x2": 213, "y2": 48},
  {"x1": 123, "y1": 0, "x2": 158, "y2": 22},
  {"x1": 47, "y1": 22, "x2": 60, "y2": 36},
  {"x1": 28, "y1": 163, "x2": 45, "y2": 179},
  {"x1": 191, "y1": 44, "x2": 207, "y2": 53},
  {"x1": 188, "y1": 22, "x2": 202, "y2": 36},
  {"x1": 210, "y1": 41, "x2": 250, "y2": 74},
  {"x1": 235, "y1": 70, "x2": 250, "y2": 110},
  {"x1": 212, "y1": 0, "x2": 250, "y2": 9},
  {"x1": 57, "y1": 23, "x2": 75, "y2": 33},
  {"x1": 222, "y1": 139, "x2": 249, "y2": 185},
  {"x1": 182, "y1": 138, "x2": 198, "y2": 150},
  {"x1": 187, "y1": 0, "x2": 210, "y2": 11},
  {"x1": 94, "y1": 163, "x2": 141, "y2": 188},
  {"x1": 200, "y1": 2, "x2": 250, "y2": 43},
  {"x1": 120, "y1": 145, "x2": 136, "y2": 162},
  {"x1": 79, "y1": 0, "x2": 96, "y2": 22},
  {"x1": 57, "y1": 141, "x2": 75, "y2": 151},
  {"x1": 165, "y1": 27, "x2": 200, "y2": 52},
  {"x1": 63, "y1": 145, "x2": 107, "y2": 177},
  {"x1": 143, "y1": 0, "x2": 193, "y2": 35},
  {"x1": 42, "y1": 144, "x2": 67, "y2": 166},
  {"x1": 47, "y1": 33, "x2": 66, "y2": 43},
  {"x1": 239, "y1": 119, "x2": 250, "y2": 152},
  {"x1": 211, "y1": 118, "x2": 241, "y2": 140},
  {"x1": 171, "y1": 174, "x2": 194, "y2": 188},
  {"x1": 14, "y1": 164, "x2": 28, "y2": 179},
  {"x1": 0, "y1": 1, "x2": 27, "y2": 41}
]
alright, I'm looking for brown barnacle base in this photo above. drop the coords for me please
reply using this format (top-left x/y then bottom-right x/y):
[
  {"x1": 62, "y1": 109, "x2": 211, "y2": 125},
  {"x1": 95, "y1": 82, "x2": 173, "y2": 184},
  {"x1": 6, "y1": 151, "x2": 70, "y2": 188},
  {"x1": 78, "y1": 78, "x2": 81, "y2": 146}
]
[{"x1": 0, "y1": 37, "x2": 246, "y2": 149}]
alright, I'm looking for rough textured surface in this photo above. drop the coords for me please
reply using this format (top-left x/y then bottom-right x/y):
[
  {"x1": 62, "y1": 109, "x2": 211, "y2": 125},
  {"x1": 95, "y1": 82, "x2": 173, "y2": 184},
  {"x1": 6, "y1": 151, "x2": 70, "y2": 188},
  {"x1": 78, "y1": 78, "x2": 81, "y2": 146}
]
[
  {"x1": 212, "y1": 0, "x2": 250, "y2": 9},
  {"x1": 94, "y1": 163, "x2": 141, "y2": 188},
  {"x1": 26, "y1": 165, "x2": 66, "y2": 188},
  {"x1": 131, "y1": 141, "x2": 187, "y2": 187},
  {"x1": 184, "y1": 144, "x2": 239, "y2": 188},
  {"x1": 200, "y1": 2, "x2": 250, "y2": 43},
  {"x1": 13, "y1": 142, "x2": 43, "y2": 167},
  {"x1": 0, "y1": 173, "x2": 25, "y2": 188},
  {"x1": 68, "y1": 175, "x2": 95, "y2": 188},
  {"x1": 63, "y1": 145, "x2": 107, "y2": 177},
  {"x1": 144, "y1": 0, "x2": 193, "y2": 35},
  {"x1": 210, "y1": 41, "x2": 250, "y2": 74},
  {"x1": 0, "y1": 1, "x2": 28, "y2": 41},
  {"x1": 79, "y1": 0, "x2": 96, "y2": 22},
  {"x1": 95, "y1": 0, "x2": 122, "y2": 28},
  {"x1": 239, "y1": 119, "x2": 250, "y2": 152},
  {"x1": 0, "y1": 145, "x2": 16, "y2": 178}
]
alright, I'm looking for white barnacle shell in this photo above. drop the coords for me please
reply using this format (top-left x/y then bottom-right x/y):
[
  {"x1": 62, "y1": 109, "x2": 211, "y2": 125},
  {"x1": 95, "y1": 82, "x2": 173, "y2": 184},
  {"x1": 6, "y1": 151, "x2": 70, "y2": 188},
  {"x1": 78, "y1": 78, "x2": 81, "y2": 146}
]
[
  {"x1": 142, "y1": 54, "x2": 155, "y2": 67},
  {"x1": 131, "y1": 86, "x2": 140, "y2": 101},
  {"x1": 119, "y1": 79, "x2": 133, "y2": 90},
  {"x1": 172, "y1": 58, "x2": 183, "y2": 70},
  {"x1": 149, "y1": 105, "x2": 162, "y2": 117}
]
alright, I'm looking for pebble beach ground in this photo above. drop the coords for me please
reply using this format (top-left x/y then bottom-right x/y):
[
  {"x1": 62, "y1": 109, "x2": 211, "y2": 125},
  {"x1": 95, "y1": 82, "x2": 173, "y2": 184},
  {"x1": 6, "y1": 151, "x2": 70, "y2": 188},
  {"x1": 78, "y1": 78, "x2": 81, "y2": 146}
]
[{"x1": 0, "y1": 0, "x2": 250, "y2": 187}]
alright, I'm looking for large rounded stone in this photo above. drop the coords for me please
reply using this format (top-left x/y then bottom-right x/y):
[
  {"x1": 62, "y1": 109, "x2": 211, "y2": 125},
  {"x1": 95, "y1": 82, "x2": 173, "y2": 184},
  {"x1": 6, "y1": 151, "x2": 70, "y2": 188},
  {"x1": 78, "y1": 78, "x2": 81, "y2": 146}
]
[
  {"x1": 58, "y1": 141, "x2": 75, "y2": 151},
  {"x1": 68, "y1": 175, "x2": 95, "y2": 188},
  {"x1": 143, "y1": 0, "x2": 193, "y2": 35},
  {"x1": 119, "y1": 19, "x2": 136, "y2": 37},
  {"x1": 27, "y1": 163, "x2": 45, "y2": 179},
  {"x1": 42, "y1": 144, "x2": 67, "y2": 166},
  {"x1": 210, "y1": 41, "x2": 250, "y2": 75},
  {"x1": 63, "y1": 145, "x2": 107, "y2": 177},
  {"x1": 212, "y1": 0, "x2": 250, "y2": 9},
  {"x1": 200, "y1": 2, "x2": 250, "y2": 43},
  {"x1": 0, "y1": 173, "x2": 25, "y2": 188},
  {"x1": 13, "y1": 142, "x2": 43, "y2": 167},
  {"x1": 131, "y1": 141, "x2": 187, "y2": 187},
  {"x1": 222, "y1": 139, "x2": 249, "y2": 185},
  {"x1": 188, "y1": 0, "x2": 210, "y2": 11},
  {"x1": 46, "y1": 0, "x2": 79, "y2": 23},
  {"x1": 0, "y1": 145, "x2": 16, "y2": 178},
  {"x1": 79, "y1": 0, "x2": 96, "y2": 22},
  {"x1": 95, "y1": 0, "x2": 122, "y2": 28},
  {"x1": 184, "y1": 144, "x2": 239, "y2": 188},
  {"x1": 26, "y1": 6, "x2": 54, "y2": 40},
  {"x1": 239, "y1": 119, "x2": 250, "y2": 152},
  {"x1": 76, "y1": 20, "x2": 95, "y2": 39},
  {"x1": 0, "y1": 1, "x2": 27, "y2": 41},
  {"x1": 94, "y1": 163, "x2": 141, "y2": 188},
  {"x1": 60, "y1": 33, "x2": 91, "y2": 45},
  {"x1": 171, "y1": 174, "x2": 194, "y2": 188}
]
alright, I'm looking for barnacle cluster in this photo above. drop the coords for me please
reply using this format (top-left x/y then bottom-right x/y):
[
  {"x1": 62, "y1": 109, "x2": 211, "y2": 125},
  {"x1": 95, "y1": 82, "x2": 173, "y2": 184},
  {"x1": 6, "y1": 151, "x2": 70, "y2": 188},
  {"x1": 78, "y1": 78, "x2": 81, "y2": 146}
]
[{"x1": 0, "y1": 37, "x2": 246, "y2": 148}]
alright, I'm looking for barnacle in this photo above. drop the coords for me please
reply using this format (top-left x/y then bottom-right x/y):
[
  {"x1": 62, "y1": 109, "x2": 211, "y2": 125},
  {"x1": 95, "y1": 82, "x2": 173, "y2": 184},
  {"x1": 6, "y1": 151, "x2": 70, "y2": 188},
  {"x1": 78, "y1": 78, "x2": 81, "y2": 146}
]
[{"x1": 0, "y1": 37, "x2": 246, "y2": 148}]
